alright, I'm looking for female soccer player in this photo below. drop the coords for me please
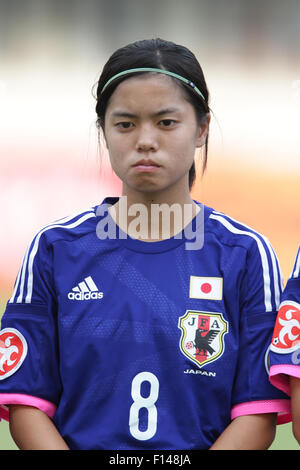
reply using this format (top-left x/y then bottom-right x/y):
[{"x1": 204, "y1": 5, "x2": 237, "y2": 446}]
[
  {"x1": 0, "y1": 38, "x2": 290, "y2": 450},
  {"x1": 270, "y1": 246, "x2": 300, "y2": 444}
]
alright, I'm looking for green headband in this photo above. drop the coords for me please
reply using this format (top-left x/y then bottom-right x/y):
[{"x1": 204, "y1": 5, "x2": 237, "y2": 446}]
[{"x1": 101, "y1": 67, "x2": 206, "y2": 101}]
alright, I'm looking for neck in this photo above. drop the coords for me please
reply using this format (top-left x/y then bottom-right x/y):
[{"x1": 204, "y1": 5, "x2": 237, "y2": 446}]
[{"x1": 108, "y1": 185, "x2": 199, "y2": 242}]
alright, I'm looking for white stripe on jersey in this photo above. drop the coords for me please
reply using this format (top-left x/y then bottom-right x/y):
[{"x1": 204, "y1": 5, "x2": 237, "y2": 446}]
[
  {"x1": 212, "y1": 210, "x2": 283, "y2": 308},
  {"x1": 50, "y1": 207, "x2": 94, "y2": 225},
  {"x1": 9, "y1": 250, "x2": 28, "y2": 305},
  {"x1": 292, "y1": 246, "x2": 300, "y2": 278},
  {"x1": 10, "y1": 208, "x2": 95, "y2": 304},
  {"x1": 9, "y1": 210, "x2": 96, "y2": 304},
  {"x1": 210, "y1": 212, "x2": 281, "y2": 312}
]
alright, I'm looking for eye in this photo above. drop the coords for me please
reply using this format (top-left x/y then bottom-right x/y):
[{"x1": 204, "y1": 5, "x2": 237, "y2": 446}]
[
  {"x1": 159, "y1": 119, "x2": 177, "y2": 128},
  {"x1": 115, "y1": 121, "x2": 134, "y2": 130}
]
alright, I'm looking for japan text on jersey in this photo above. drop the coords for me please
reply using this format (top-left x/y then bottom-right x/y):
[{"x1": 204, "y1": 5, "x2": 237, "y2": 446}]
[{"x1": 0, "y1": 199, "x2": 290, "y2": 449}]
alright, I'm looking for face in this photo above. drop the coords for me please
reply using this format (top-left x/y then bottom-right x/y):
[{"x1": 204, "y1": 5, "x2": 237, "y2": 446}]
[{"x1": 103, "y1": 74, "x2": 208, "y2": 199}]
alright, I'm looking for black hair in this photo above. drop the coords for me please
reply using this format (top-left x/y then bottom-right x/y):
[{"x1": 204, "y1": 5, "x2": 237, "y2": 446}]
[{"x1": 95, "y1": 38, "x2": 210, "y2": 189}]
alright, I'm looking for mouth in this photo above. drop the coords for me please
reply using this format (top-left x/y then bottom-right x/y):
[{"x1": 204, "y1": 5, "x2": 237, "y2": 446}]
[{"x1": 132, "y1": 159, "x2": 161, "y2": 172}]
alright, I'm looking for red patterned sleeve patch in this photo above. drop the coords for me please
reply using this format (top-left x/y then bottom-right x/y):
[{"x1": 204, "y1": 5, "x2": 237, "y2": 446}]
[
  {"x1": 0, "y1": 329, "x2": 28, "y2": 380},
  {"x1": 270, "y1": 301, "x2": 300, "y2": 354}
]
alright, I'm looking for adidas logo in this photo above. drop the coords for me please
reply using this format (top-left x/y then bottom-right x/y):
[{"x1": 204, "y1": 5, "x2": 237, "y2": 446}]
[{"x1": 68, "y1": 276, "x2": 104, "y2": 300}]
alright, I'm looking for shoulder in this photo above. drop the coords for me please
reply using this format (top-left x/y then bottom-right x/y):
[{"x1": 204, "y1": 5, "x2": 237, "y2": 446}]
[
  {"x1": 36, "y1": 198, "x2": 119, "y2": 247},
  {"x1": 7, "y1": 206, "x2": 99, "y2": 305},
  {"x1": 281, "y1": 247, "x2": 300, "y2": 303},
  {"x1": 203, "y1": 205, "x2": 283, "y2": 307},
  {"x1": 32, "y1": 206, "x2": 98, "y2": 249},
  {"x1": 289, "y1": 245, "x2": 300, "y2": 279},
  {"x1": 204, "y1": 205, "x2": 275, "y2": 256}
]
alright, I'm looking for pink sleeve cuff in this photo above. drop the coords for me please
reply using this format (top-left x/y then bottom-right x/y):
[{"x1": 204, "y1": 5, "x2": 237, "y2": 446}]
[
  {"x1": 231, "y1": 399, "x2": 291, "y2": 425},
  {"x1": 0, "y1": 393, "x2": 57, "y2": 421},
  {"x1": 269, "y1": 364, "x2": 300, "y2": 396}
]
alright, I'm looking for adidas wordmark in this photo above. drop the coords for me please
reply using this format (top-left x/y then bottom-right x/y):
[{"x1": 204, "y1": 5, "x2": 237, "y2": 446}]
[{"x1": 68, "y1": 276, "x2": 104, "y2": 301}]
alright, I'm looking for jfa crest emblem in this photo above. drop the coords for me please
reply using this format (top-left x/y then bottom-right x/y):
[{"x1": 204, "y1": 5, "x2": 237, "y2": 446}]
[
  {"x1": 270, "y1": 301, "x2": 300, "y2": 354},
  {"x1": 178, "y1": 311, "x2": 228, "y2": 368}
]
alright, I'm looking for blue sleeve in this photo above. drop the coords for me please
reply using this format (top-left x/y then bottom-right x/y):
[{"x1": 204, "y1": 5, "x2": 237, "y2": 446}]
[
  {"x1": 231, "y1": 237, "x2": 290, "y2": 419},
  {"x1": 269, "y1": 274, "x2": 300, "y2": 396},
  {"x1": 0, "y1": 230, "x2": 61, "y2": 415}
]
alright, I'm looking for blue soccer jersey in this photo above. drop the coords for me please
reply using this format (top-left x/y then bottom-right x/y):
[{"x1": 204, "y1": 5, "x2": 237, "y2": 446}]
[
  {"x1": 270, "y1": 246, "x2": 300, "y2": 396},
  {"x1": 0, "y1": 198, "x2": 290, "y2": 449}
]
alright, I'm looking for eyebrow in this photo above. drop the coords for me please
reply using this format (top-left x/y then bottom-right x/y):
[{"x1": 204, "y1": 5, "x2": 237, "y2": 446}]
[{"x1": 111, "y1": 107, "x2": 181, "y2": 118}]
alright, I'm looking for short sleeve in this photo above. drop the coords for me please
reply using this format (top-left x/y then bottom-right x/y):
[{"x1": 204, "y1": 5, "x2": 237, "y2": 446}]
[
  {"x1": 269, "y1": 270, "x2": 300, "y2": 396},
  {"x1": 231, "y1": 238, "x2": 291, "y2": 424},
  {"x1": 0, "y1": 230, "x2": 61, "y2": 421}
]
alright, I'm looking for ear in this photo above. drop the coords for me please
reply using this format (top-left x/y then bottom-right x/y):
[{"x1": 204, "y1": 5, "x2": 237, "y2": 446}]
[
  {"x1": 98, "y1": 125, "x2": 109, "y2": 150},
  {"x1": 195, "y1": 113, "x2": 210, "y2": 148}
]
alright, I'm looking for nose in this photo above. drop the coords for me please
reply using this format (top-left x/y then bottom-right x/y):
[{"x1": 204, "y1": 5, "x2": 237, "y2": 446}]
[{"x1": 135, "y1": 124, "x2": 159, "y2": 152}]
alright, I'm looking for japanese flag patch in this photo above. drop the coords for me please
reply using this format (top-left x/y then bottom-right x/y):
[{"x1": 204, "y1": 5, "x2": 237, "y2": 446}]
[
  {"x1": 270, "y1": 301, "x2": 300, "y2": 354},
  {"x1": 189, "y1": 276, "x2": 223, "y2": 300},
  {"x1": 0, "y1": 328, "x2": 28, "y2": 380}
]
